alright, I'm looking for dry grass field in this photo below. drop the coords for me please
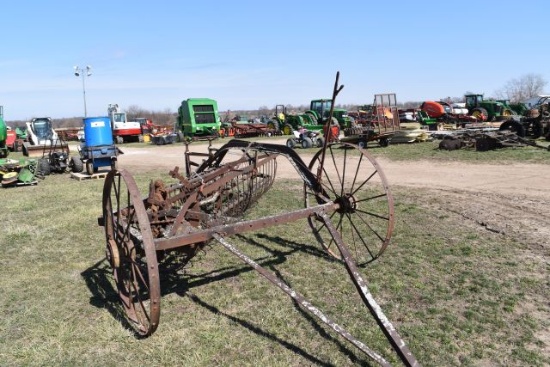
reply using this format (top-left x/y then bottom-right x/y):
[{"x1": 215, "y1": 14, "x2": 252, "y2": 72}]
[{"x1": 0, "y1": 138, "x2": 548, "y2": 366}]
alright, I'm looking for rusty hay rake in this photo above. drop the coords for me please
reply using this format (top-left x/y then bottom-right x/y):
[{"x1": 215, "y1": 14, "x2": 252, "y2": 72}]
[{"x1": 98, "y1": 73, "x2": 420, "y2": 366}]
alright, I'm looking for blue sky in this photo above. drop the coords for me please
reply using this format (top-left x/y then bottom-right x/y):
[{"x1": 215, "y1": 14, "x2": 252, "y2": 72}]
[{"x1": 1, "y1": 0, "x2": 548, "y2": 121}]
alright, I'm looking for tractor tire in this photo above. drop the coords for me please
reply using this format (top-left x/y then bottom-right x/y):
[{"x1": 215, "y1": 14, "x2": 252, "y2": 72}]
[
  {"x1": 379, "y1": 137, "x2": 390, "y2": 147},
  {"x1": 471, "y1": 107, "x2": 488, "y2": 121},
  {"x1": 499, "y1": 120, "x2": 526, "y2": 137},
  {"x1": 502, "y1": 109, "x2": 514, "y2": 118},
  {"x1": 38, "y1": 158, "x2": 51, "y2": 176},
  {"x1": 70, "y1": 156, "x2": 84, "y2": 173},
  {"x1": 305, "y1": 112, "x2": 317, "y2": 125},
  {"x1": 495, "y1": 108, "x2": 515, "y2": 121},
  {"x1": 282, "y1": 123, "x2": 293, "y2": 136},
  {"x1": 301, "y1": 137, "x2": 313, "y2": 149},
  {"x1": 86, "y1": 161, "x2": 94, "y2": 175},
  {"x1": 315, "y1": 137, "x2": 325, "y2": 148},
  {"x1": 267, "y1": 120, "x2": 280, "y2": 133},
  {"x1": 286, "y1": 138, "x2": 296, "y2": 149}
]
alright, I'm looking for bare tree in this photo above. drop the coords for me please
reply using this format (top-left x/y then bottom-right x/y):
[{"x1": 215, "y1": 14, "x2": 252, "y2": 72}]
[
  {"x1": 124, "y1": 105, "x2": 174, "y2": 126},
  {"x1": 495, "y1": 73, "x2": 547, "y2": 102}
]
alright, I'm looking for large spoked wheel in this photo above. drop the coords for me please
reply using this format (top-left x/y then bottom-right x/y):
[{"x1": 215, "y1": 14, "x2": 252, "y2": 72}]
[
  {"x1": 305, "y1": 143, "x2": 395, "y2": 266},
  {"x1": 102, "y1": 169, "x2": 161, "y2": 336}
]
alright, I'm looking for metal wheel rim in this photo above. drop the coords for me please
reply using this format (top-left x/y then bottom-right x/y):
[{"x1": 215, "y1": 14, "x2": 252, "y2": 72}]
[
  {"x1": 304, "y1": 143, "x2": 395, "y2": 266},
  {"x1": 102, "y1": 169, "x2": 161, "y2": 336}
]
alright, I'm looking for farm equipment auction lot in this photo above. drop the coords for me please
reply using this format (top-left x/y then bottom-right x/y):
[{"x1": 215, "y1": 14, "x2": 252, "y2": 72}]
[{"x1": 1, "y1": 136, "x2": 549, "y2": 366}]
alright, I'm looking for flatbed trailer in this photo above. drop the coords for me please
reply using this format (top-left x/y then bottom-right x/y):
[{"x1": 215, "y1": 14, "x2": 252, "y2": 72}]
[{"x1": 341, "y1": 93, "x2": 400, "y2": 148}]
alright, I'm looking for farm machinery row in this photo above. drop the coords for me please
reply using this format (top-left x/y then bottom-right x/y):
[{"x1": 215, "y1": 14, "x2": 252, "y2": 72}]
[
  {"x1": 176, "y1": 98, "x2": 278, "y2": 141},
  {"x1": 176, "y1": 98, "x2": 346, "y2": 143},
  {"x1": 97, "y1": 73, "x2": 420, "y2": 366},
  {"x1": 404, "y1": 94, "x2": 550, "y2": 140}
]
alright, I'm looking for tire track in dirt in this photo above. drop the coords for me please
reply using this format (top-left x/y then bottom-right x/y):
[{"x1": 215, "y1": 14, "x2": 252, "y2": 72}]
[{"x1": 407, "y1": 187, "x2": 550, "y2": 254}]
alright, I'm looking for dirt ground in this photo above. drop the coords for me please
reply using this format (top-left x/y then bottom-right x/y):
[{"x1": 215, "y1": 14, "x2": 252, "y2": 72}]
[{"x1": 117, "y1": 137, "x2": 549, "y2": 254}]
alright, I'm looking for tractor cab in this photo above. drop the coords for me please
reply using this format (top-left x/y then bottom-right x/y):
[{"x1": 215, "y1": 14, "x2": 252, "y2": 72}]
[
  {"x1": 112, "y1": 112, "x2": 127, "y2": 124},
  {"x1": 309, "y1": 99, "x2": 332, "y2": 121},
  {"x1": 465, "y1": 94, "x2": 484, "y2": 108}
]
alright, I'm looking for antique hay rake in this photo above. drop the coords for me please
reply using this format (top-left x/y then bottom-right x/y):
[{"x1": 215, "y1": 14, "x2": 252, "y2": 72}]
[{"x1": 99, "y1": 73, "x2": 420, "y2": 366}]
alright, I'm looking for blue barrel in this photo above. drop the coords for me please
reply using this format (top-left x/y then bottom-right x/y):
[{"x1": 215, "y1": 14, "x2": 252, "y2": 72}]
[{"x1": 83, "y1": 116, "x2": 113, "y2": 147}]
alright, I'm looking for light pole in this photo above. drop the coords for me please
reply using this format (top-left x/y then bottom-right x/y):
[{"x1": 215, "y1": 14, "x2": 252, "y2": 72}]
[{"x1": 74, "y1": 65, "x2": 92, "y2": 117}]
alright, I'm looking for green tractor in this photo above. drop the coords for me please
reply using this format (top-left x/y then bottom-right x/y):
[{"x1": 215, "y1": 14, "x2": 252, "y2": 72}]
[
  {"x1": 496, "y1": 99, "x2": 529, "y2": 116},
  {"x1": 464, "y1": 94, "x2": 515, "y2": 122},
  {"x1": 267, "y1": 99, "x2": 350, "y2": 139},
  {"x1": 307, "y1": 99, "x2": 352, "y2": 128},
  {"x1": 176, "y1": 98, "x2": 222, "y2": 140},
  {"x1": 0, "y1": 106, "x2": 7, "y2": 158},
  {"x1": 266, "y1": 105, "x2": 314, "y2": 135}
]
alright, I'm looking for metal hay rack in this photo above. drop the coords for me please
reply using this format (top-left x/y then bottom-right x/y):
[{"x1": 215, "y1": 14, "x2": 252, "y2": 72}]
[{"x1": 99, "y1": 73, "x2": 420, "y2": 366}]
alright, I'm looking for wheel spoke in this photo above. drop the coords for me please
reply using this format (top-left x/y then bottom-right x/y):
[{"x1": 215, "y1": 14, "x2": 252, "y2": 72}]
[
  {"x1": 350, "y1": 152, "x2": 364, "y2": 195},
  {"x1": 332, "y1": 213, "x2": 345, "y2": 249},
  {"x1": 319, "y1": 156, "x2": 339, "y2": 196},
  {"x1": 355, "y1": 207, "x2": 390, "y2": 222},
  {"x1": 345, "y1": 212, "x2": 376, "y2": 260},
  {"x1": 351, "y1": 169, "x2": 378, "y2": 197},
  {"x1": 329, "y1": 146, "x2": 344, "y2": 197},
  {"x1": 354, "y1": 192, "x2": 388, "y2": 203},
  {"x1": 340, "y1": 146, "x2": 348, "y2": 197},
  {"x1": 348, "y1": 215, "x2": 360, "y2": 261}
]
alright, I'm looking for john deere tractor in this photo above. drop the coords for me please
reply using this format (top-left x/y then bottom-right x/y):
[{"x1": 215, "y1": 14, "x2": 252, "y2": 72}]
[
  {"x1": 267, "y1": 99, "x2": 351, "y2": 137},
  {"x1": 464, "y1": 94, "x2": 515, "y2": 122}
]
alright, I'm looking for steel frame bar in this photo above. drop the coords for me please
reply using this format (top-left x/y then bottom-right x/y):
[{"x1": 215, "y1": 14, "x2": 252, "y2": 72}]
[
  {"x1": 154, "y1": 201, "x2": 339, "y2": 251},
  {"x1": 212, "y1": 233, "x2": 392, "y2": 367},
  {"x1": 319, "y1": 213, "x2": 420, "y2": 367}
]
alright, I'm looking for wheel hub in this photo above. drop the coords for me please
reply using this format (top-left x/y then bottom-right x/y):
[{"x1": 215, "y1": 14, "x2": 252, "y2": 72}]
[{"x1": 335, "y1": 193, "x2": 357, "y2": 214}]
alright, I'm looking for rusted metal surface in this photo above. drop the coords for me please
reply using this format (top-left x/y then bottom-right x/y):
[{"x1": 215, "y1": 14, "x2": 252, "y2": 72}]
[
  {"x1": 227, "y1": 121, "x2": 279, "y2": 138},
  {"x1": 98, "y1": 73, "x2": 419, "y2": 366},
  {"x1": 102, "y1": 169, "x2": 161, "y2": 335}
]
